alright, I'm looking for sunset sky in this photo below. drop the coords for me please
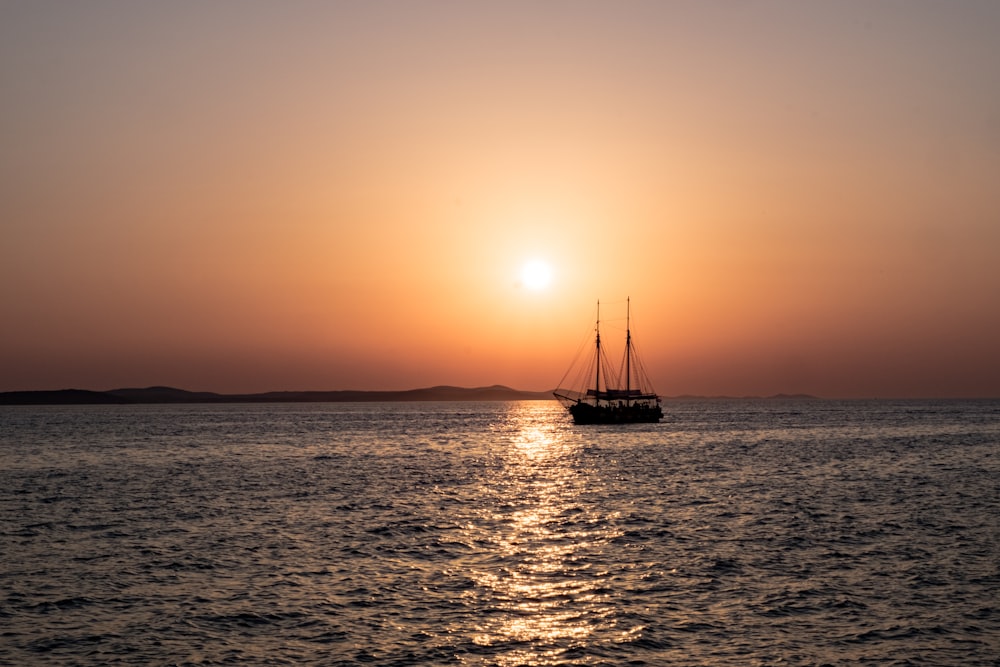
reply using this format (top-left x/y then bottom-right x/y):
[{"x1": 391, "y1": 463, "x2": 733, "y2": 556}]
[{"x1": 2, "y1": 2, "x2": 998, "y2": 398}]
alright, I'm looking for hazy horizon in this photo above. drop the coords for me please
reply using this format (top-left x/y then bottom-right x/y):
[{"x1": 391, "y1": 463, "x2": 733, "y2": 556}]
[
  {"x1": 4, "y1": 383, "x2": 997, "y2": 403},
  {"x1": 3, "y1": 2, "x2": 999, "y2": 399}
]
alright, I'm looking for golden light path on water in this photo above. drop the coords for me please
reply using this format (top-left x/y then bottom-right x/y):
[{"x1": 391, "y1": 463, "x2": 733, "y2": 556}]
[{"x1": 462, "y1": 402, "x2": 642, "y2": 665}]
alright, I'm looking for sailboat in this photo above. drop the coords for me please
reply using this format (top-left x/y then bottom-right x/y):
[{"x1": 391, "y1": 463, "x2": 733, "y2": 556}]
[{"x1": 554, "y1": 299, "x2": 664, "y2": 424}]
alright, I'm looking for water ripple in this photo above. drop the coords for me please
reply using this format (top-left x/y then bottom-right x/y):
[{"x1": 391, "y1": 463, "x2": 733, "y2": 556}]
[{"x1": 0, "y1": 400, "x2": 998, "y2": 664}]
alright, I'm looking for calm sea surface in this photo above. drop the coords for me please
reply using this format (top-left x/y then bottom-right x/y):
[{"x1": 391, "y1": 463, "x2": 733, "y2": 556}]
[{"x1": 1, "y1": 399, "x2": 998, "y2": 666}]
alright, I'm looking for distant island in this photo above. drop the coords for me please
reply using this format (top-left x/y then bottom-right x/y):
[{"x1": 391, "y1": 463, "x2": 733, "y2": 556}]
[
  {"x1": 0, "y1": 385, "x2": 821, "y2": 405},
  {"x1": 0, "y1": 385, "x2": 555, "y2": 405}
]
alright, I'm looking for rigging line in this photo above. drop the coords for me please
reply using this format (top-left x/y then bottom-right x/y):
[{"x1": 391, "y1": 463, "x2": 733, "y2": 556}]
[
  {"x1": 628, "y1": 337, "x2": 658, "y2": 392},
  {"x1": 555, "y1": 321, "x2": 600, "y2": 392},
  {"x1": 597, "y1": 340, "x2": 622, "y2": 390}
]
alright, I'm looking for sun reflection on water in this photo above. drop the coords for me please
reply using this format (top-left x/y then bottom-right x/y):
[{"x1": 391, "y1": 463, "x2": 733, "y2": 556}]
[{"x1": 462, "y1": 402, "x2": 635, "y2": 665}]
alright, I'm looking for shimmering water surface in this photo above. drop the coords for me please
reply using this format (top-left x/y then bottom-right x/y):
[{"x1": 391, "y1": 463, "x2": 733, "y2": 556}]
[{"x1": 1, "y1": 399, "x2": 999, "y2": 665}]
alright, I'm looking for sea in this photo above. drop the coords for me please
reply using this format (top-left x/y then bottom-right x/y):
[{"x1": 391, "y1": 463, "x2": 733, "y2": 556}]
[{"x1": 1, "y1": 399, "x2": 998, "y2": 666}]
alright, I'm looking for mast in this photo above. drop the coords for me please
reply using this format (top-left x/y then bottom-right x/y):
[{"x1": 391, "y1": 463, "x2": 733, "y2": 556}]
[
  {"x1": 594, "y1": 300, "x2": 601, "y2": 398},
  {"x1": 626, "y1": 297, "x2": 631, "y2": 404}
]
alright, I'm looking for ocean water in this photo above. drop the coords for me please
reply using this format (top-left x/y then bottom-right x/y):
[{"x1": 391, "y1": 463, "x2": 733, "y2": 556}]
[{"x1": 1, "y1": 399, "x2": 998, "y2": 666}]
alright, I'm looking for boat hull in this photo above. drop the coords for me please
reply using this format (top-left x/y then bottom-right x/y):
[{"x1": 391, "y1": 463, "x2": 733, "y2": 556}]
[{"x1": 568, "y1": 401, "x2": 663, "y2": 424}]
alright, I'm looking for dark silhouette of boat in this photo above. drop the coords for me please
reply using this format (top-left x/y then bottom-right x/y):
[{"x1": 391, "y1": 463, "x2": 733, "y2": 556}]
[{"x1": 554, "y1": 299, "x2": 663, "y2": 424}]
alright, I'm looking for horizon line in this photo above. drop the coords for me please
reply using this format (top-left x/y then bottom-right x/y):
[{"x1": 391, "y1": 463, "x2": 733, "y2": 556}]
[{"x1": 1, "y1": 385, "x2": 998, "y2": 404}]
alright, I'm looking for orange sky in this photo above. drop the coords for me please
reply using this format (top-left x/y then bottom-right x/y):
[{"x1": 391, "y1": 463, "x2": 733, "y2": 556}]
[{"x1": 2, "y1": 2, "x2": 999, "y2": 398}]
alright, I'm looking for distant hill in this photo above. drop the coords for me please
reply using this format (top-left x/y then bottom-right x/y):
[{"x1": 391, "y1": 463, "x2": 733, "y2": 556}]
[
  {"x1": 0, "y1": 386, "x2": 826, "y2": 406},
  {"x1": 241, "y1": 385, "x2": 554, "y2": 403},
  {"x1": 0, "y1": 389, "x2": 131, "y2": 405},
  {"x1": 0, "y1": 385, "x2": 555, "y2": 405},
  {"x1": 108, "y1": 386, "x2": 226, "y2": 403}
]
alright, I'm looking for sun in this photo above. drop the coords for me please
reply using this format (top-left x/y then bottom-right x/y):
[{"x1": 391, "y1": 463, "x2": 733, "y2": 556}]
[{"x1": 521, "y1": 259, "x2": 553, "y2": 290}]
